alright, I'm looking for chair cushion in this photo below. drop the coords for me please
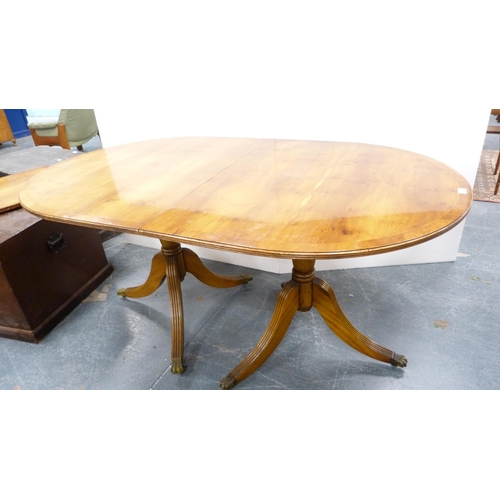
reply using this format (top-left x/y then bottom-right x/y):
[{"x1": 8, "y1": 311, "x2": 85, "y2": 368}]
[{"x1": 27, "y1": 117, "x2": 59, "y2": 129}]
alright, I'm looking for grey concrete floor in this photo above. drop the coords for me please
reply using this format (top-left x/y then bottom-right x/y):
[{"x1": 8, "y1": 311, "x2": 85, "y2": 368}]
[{"x1": 1, "y1": 130, "x2": 499, "y2": 390}]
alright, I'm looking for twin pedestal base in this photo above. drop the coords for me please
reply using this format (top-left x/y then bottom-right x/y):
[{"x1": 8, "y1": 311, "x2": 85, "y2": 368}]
[{"x1": 117, "y1": 240, "x2": 407, "y2": 389}]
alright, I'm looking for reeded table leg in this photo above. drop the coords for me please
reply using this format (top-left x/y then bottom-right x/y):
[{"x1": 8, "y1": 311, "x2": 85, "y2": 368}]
[
  {"x1": 312, "y1": 278, "x2": 407, "y2": 367},
  {"x1": 164, "y1": 243, "x2": 186, "y2": 373},
  {"x1": 117, "y1": 251, "x2": 166, "y2": 298},
  {"x1": 220, "y1": 259, "x2": 406, "y2": 389},
  {"x1": 117, "y1": 240, "x2": 252, "y2": 373},
  {"x1": 182, "y1": 248, "x2": 252, "y2": 288},
  {"x1": 220, "y1": 281, "x2": 300, "y2": 390}
]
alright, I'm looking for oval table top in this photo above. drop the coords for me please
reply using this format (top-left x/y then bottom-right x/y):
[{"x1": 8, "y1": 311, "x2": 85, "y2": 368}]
[{"x1": 19, "y1": 137, "x2": 472, "y2": 260}]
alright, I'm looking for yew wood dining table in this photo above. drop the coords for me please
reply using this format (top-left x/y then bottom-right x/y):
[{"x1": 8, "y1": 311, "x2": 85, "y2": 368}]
[{"x1": 19, "y1": 137, "x2": 472, "y2": 389}]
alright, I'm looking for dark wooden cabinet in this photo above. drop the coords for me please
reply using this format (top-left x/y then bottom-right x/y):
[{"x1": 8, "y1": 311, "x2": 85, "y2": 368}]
[{"x1": 0, "y1": 208, "x2": 113, "y2": 342}]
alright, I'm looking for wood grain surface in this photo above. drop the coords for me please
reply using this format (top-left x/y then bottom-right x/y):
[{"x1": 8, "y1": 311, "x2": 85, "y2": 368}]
[
  {"x1": 0, "y1": 166, "x2": 48, "y2": 213},
  {"x1": 19, "y1": 137, "x2": 472, "y2": 259}
]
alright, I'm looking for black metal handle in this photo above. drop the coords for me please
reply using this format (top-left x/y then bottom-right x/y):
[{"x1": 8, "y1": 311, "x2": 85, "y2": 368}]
[{"x1": 47, "y1": 231, "x2": 67, "y2": 253}]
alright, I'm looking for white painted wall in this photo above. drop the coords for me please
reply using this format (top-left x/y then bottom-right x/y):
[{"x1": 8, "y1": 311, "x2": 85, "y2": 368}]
[{"x1": 91, "y1": 1, "x2": 498, "y2": 273}]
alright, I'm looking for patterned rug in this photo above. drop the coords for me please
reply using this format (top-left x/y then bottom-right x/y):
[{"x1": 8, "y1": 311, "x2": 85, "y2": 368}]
[{"x1": 473, "y1": 150, "x2": 500, "y2": 204}]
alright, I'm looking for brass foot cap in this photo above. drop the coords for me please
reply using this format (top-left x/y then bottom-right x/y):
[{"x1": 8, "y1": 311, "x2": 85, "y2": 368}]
[
  {"x1": 219, "y1": 374, "x2": 237, "y2": 390},
  {"x1": 390, "y1": 354, "x2": 408, "y2": 368},
  {"x1": 171, "y1": 358, "x2": 186, "y2": 374}
]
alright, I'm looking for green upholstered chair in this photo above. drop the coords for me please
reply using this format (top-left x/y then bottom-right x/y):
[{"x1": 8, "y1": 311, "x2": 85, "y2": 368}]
[{"x1": 27, "y1": 109, "x2": 98, "y2": 151}]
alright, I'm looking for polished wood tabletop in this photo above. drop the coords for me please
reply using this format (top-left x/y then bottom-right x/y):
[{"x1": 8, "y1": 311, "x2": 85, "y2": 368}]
[
  {"x1": 19, "y1": 137, "x2": 471, "y2": 260},
  {"x1": 19, "y1": 138, "x2": 472, "y2": 389},
  {"x1": 0, "y1": 166, "x2": 47, "y2": 213}
]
